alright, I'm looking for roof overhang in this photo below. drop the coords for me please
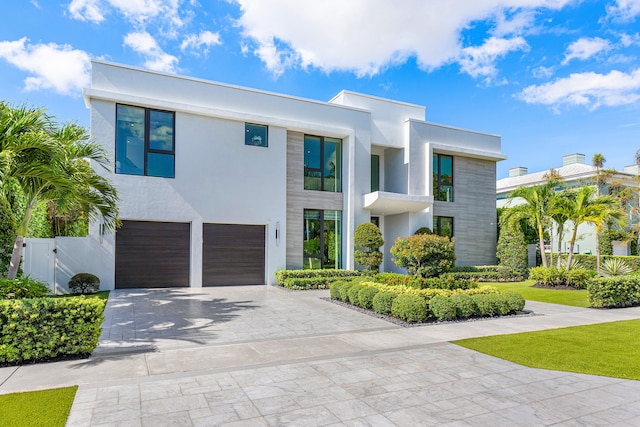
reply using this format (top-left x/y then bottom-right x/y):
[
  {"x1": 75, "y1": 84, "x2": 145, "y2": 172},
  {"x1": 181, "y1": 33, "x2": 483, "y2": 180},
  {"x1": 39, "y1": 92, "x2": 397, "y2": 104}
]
[{"x1": 363, "y1": 191, "x2": 433, "y2": 216}]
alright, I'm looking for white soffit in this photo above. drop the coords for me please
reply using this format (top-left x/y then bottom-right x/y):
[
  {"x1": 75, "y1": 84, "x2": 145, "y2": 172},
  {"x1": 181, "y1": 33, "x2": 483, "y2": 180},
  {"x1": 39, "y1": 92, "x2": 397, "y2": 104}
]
[{"x1": 363, "y1": 191, "x2": 433, "y2": 216}]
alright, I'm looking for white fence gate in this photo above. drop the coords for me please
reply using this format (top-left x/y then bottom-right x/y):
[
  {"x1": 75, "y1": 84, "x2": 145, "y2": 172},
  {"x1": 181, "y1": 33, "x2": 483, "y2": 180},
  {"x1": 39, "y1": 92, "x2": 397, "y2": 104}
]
[{"x1": 23, "y1": 238, "x2": 56, "y2": 292}]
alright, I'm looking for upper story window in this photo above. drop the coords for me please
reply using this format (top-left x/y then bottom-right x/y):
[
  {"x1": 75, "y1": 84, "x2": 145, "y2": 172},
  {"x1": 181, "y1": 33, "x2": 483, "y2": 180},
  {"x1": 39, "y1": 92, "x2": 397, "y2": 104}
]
[
  {"x1": 116, "y1": 104, "x2": 175, "y2": 178},
  {"x1": 433, "y1": 154, "x2": 453, "y2": 202},
  {"x1": 371, "y1": 154, "x2": 380, "y2": 192},
  {"x1": 304, "y1": 135, "x2": 342, "y2": 192},
  {"x1": 245, "y1": 123, "x2": 268, "y2": 147}
]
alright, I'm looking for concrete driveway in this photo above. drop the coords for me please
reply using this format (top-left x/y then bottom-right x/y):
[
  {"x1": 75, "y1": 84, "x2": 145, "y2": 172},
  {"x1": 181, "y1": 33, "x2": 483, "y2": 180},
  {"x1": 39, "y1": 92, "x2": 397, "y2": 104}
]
[{"x1": 2, "y1": 285, "x2": 640, "y2": 426}]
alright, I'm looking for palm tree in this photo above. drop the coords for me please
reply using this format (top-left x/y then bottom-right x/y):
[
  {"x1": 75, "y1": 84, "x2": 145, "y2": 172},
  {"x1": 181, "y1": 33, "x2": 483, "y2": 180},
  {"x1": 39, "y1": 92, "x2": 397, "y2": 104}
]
[
  {"x1": 503, "y1": 183, "x2": 556, "y2": 268},
  {"x1": 562, "y1": 186, "x2": 623, "y2": 272},
  {"x1": 1, "y1": 103, "x2": 119, "y2": 279},
  {"x1": 549, "y1": 191, "x2": 570, "y2": 268},
  {"x1": 592, "y1": 153, "x2": 605, "y2": 196}
]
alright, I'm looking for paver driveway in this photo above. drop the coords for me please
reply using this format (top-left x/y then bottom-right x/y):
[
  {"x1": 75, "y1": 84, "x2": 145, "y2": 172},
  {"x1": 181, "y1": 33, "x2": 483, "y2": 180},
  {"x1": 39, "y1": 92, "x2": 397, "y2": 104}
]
[{"x1": 2, "y1": 285, "x2": 640, "y2": 426}]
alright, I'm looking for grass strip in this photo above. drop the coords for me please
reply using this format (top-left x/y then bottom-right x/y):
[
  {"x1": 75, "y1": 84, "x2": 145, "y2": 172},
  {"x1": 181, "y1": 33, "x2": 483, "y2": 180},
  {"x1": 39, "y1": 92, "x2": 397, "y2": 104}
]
[
  {"x1": 488, "y1": 280, "x2": 589, "y2": 307},
  {"x1": 0, "y1": 386, "x2": 78, "y2": 427},
  {"x1": 454, "y1": 319, "x2": 640, "y2": 380}
]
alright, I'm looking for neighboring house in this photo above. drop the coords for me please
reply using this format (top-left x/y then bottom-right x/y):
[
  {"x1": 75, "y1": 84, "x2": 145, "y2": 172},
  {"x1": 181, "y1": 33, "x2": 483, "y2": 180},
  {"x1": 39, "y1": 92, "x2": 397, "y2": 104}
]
[
  {"x1": 81, "y1": 60, "x2": 506, "y2": 289},
  {"x1": 497, "y1": 153, "x2": 639, "y2": 256}
]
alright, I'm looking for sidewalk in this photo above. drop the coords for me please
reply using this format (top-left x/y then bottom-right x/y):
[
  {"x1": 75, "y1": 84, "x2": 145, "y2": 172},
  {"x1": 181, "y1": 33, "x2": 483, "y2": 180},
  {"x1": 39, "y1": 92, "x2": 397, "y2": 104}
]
[{"x1": 2, "y1": 286, "x2": 640, "y2": 426}]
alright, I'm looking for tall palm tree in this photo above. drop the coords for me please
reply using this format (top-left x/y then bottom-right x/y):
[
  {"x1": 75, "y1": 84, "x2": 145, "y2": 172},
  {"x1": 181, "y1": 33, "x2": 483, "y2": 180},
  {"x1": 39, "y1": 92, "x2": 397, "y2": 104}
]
[
  {"x1": 592, "y1": 153, "x2": 605, "y2": 197},
  {"x1": 549, "y1": 191, "x2": 571, "y2": 268},
  {"x1": 503, "y1": 183, "x2": 556, "y2": 268},
  {"x1": 562, "y1": 186, "x2": 623, "y2": 272},
  {"x1": 1, "y1": 103, "x2": 119, "y2": 279}
]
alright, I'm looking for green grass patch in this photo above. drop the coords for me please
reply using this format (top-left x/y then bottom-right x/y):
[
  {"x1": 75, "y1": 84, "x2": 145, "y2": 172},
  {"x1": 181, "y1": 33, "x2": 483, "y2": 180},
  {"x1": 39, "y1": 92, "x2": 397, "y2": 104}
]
[
  {"x1": 454, "y1": 319, "x2": 640, "y2": 380},
  {"x1": 0, "y1": 386, "x2": 78, "y2": 427},
  {"x1": 487, "y1": 280, "x2": 589, "y2": 307}
]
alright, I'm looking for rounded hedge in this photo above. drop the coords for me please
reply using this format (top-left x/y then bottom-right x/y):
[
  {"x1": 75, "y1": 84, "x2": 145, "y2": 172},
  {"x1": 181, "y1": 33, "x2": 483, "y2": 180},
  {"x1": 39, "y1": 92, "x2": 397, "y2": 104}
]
[
  {"x1": 372, "y1": 291, "x2": 396, "y2": 314},
  {"x1": 357, "y1": 286, "x2": 379, "y2": 309},
  {"x1": 451, "y1": 294, "x2": 476, "y2": 318},
  {"x1": 391, "y1": 294, "x2": 428, "y2": 322},
  {"x1": 429, "y1": 295, "x2": 457, "y2": 321}
]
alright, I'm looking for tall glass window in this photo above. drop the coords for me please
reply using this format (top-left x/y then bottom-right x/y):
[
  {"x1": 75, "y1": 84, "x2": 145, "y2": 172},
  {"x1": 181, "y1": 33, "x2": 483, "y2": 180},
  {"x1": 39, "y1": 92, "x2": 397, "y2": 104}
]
[
  {"x1": 433, "y1": 154, "x2": 453, "y2": 202},
  {"x1": 116, "y1": 104, "x2": 175, "y2": 178},
  {"x1": 371, "y1": 154, "x2": 380, "y2": 192},
  {"x1": 434, "y1": 216, "x2": 454, "y2": 238},
  {"x1": 303, "y1": 209, "x2": 342, "y2": 269},
  {"x1": 304, "y1": 135, "x2": 342, "y2": 192}
]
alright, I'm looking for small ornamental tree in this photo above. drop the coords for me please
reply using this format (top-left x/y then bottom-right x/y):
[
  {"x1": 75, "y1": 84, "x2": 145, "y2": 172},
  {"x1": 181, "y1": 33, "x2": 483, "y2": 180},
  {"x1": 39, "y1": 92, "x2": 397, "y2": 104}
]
[
  {"x1": 496, "y1": 221, "x2": 528, "y2": 275},
  {"x1": 68, "y1": 273, "x2": 100, "y2": 294},
  {"x1": 354, "y1": 222, "x2": 384, "y2": 271},
  {"x1": 390, "y1": 234, "x2": 455, "y2": 278},
  {"x1": 414, "y1": 227, "x2": 433, "y2": 235}
]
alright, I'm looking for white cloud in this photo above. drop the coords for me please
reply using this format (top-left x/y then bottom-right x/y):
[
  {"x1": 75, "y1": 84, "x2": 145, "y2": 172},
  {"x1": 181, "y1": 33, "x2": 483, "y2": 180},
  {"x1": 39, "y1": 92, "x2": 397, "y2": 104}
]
[
  {"x1": 124, "y1": 31, "x2": 178, "y2": 72},
  {"x1": 459, "y1": 36, "x2": 529, "y2": 82},
  {"x1": 0, "y1": 38, "x2": 90, "y2": 95},
  {"x1": 180, "y1": 30, "x2": 221, "y2": 54},
  {"x1": 532, "y1": 65, "x2": 555, "y2": 79},
  {"x1": 231, "y1": 0, "x2": 572, "y2": 78},
  {"x1": 562, "y1": 37, "x2": 612, "y2": 65},
  {"x1": 68, "y1": 0, "x2": 105, "y2": 23},
  {"x1": 605, "y1": 0, "x2": 640, "y2": 21},
  {"x1": 517, "y1": 68, "x2": 640, "y2": 110}
]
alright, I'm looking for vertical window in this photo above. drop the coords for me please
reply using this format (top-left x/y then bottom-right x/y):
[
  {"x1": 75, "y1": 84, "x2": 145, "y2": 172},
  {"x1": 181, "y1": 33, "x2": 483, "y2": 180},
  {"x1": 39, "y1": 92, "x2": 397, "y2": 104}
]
[
  {"x1": 304, "y1": 135, "x2": 342, "y2": 192},
  {"x1": 245, "y1": 123, "x2": 268, "y2": 147},
  {"x1": 303, "y1": 209, "x2": 342, "y2": 269},
  {"x1": 116, "y1": 104, "x2": 175, "y2": 178},
  {"x1": 371, "y1": 216, "x2": 380, "y2": 228},
  {"x1": 371, "y1": 154, "x2": 380, "y2": 192},
  {"x1": 434, "y1": 216, "x2": 454, "y2": 238},
  {"x1": 433, "y1": 154, "x2": 453, "y2": 202}
]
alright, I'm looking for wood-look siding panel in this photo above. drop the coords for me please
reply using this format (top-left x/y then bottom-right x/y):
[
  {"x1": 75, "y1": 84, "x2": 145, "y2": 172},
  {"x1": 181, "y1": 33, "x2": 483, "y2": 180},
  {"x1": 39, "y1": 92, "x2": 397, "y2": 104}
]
[
  {"x1": 115, "y1": 220, "x2": 190, "y2": 289},
  {"x1": 203, "y1": 224, "x2": 265, "y2": 286}
]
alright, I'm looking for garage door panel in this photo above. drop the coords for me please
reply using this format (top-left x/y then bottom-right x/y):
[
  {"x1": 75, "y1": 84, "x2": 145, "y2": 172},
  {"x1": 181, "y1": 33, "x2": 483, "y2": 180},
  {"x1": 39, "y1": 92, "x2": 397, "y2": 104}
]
[
  {"x1": 116, "y1": 221, "x2": 190, "y2": 289},
  {"x1": 203, "y1": 224, "x2": 265, "y2": 286}
]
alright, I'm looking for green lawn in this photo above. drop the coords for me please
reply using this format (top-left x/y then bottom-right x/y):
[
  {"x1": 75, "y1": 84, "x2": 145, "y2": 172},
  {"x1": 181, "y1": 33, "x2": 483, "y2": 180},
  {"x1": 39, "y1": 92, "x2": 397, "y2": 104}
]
[
  {"x1": 0, "y1": 386, "x2": 78, "y2": 427},
  {"x1": 488, "y1": 280, "x2": 590, "y2": 307},
  {"x1": 454, "y1": 319, "x2": 640, "y2": 380}
]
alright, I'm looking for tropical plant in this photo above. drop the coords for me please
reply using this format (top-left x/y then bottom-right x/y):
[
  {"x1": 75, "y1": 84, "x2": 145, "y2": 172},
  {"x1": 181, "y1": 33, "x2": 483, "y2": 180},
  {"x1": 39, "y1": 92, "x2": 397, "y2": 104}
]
[
  {"x1": 1, "y1": 102, "x2": 119, "y2": 279},
  {"x1": 502, "y1": 183, "x2": 556, "y2": 268},
  {"x1": 353, "y1": 222, "x2": 384, "y2": 271},
  {"x1": 600, "y1": 258, "x2": 633, "y2": 277},
  {"x1": 496, "y1": 220, "x2": 528, "y2": 275}
]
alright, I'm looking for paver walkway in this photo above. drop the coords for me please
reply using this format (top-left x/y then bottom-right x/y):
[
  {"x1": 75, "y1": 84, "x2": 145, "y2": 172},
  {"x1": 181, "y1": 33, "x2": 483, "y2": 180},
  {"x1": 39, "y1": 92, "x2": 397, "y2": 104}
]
[{"x1": 2, "y1": 285, "x2": 640, "y2": 426}]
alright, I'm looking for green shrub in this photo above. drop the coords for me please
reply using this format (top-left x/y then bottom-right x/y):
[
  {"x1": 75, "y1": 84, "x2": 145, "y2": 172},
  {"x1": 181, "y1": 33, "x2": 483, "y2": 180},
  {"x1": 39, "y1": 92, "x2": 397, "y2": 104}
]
[
  {"x1": 390, "y1": 234, "x2": 455, "y2": 278},
  {"x1": 0, "y1": 278, "x2": 50, "y2": 300},
  {"x1": 374, "y1": 272, "x2": 423, "y2": 288},
  {"x1": 275, "y1": 269, "x2": 361, "y2": 286},
  {"x1": 496, "y1": 223, "x2": 528, "y2": 275},
  {"x1": 339, "y1": 281, "x2": 355, "y2": 302},
  {"x1": 358, "y1": 286, "x2": 379, "y2": 309},
  {"x1": 503, "y1": 291, "x2": 526, "y2": 313},
  {"x1": 414, "y1": 227, "x2": 433, "y2": 235},
  {"x1": 372, "y1": 291, "x2": 396, "y2": 314},
  {"x1": 429, "y1": 295, "x2": 457, "y2": 321},
  {"x1": 549, "y1": 254, "x2": 640, "y2": 272},
  {"x1": 451, "y1": 294, "x2": 476, "y2": 318},
  {"x1": 530, "y1": 266, "x2": 595, "y2": 289},
  {"x1": 68, "y1": 273, "x2": 100, "y2": 295},
  {"x1": 588, "y1": 276, "x2": 640, "y2": 308},
  {"x1": 329, "y1": 281, "x2": 343, "y2": 300},
  {"x1": 472, "y1": 294, "x2": 501, "y2": 316},
  {"x1": 446, "y1": 271, "x2": 524, "y2": 282},
  {"x1": 0, "y1": 297, "x2": 106, "y2": 364},
  {"x1": 354, "y1": 222, "x2": 384, "y2": 271},
  {"x1": 566, "y1": 269, "x2": 597, "y2": 289},
  {"x1": 600, "y1": 258, "x2": 633, "y2": 277},
  {"x1": 422, "y1": 276, "x2": 478, "y2": 290},
  {"x1": 347, "y1": 284, "x2": 365, "y2": 305},
  {"x1": 391, "y1": 294, "x2": 428, "y2": 322},
  {"x1": 283, "y1": 277, "x2": 334, "y2": 290}
]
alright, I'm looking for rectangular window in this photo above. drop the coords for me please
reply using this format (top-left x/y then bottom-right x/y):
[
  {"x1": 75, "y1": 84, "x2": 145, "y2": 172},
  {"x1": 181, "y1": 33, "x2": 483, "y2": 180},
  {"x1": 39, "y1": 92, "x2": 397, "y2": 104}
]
[
  {"x1": 433, "y1": 154, "x2": 453, "y2": 202},
  {"x1": 434, "y1": 216, "x2": 454, "y2": 238},
  {"x1": 304, "y1": 135, "x2": 342, "y2": 192},
  {"x1": 116, "y1": 104, "x2": 175, "y2": 178},
  {"x1": 371, "y1": 216, "x2": 380, "y2": 228},
  {"x1": 303, "y1": 209, "x2": 342, "y2": 269},
  {"x1": 245, "y1": 123, "x2": 268, "y2": 147},
  {"x1": 371, "y1": 154, "x2": 380, "y2": 192}
]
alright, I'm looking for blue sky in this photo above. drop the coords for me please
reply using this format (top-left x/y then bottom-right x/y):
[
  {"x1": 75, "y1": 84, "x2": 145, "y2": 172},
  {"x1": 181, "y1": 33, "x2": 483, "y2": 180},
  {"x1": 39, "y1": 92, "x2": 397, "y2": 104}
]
[{"x1": 1, "y1": 0, "x2": 639, "y2": 179}]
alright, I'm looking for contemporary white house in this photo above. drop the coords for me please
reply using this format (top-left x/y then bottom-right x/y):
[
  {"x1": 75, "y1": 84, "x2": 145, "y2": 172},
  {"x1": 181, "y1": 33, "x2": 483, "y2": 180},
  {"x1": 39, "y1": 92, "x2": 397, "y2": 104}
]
[
  {"x1": 74, "y1": 60, "x2": 506, "y2": 290},
  {"x1": 497, "y1": 153, "x2": 639, "y2": 255}
]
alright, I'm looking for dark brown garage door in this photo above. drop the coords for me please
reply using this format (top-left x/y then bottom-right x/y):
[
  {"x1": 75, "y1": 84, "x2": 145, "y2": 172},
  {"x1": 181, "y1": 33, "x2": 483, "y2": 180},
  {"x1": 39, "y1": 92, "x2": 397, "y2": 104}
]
[
  {"x1": 115, "y1": 220, "x2": 190, "y2": 289},
  {"x1": 203, "y1": 224, "x2": 265, "y2": 286}
]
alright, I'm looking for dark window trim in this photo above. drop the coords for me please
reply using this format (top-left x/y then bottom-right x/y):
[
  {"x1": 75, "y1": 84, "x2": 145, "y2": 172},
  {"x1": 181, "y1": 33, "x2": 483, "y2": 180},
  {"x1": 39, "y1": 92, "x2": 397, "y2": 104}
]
[
  {"x1": 304, "y1": 135, "x2": 342, "y2": 192},
  {"x1": 303, "y1": 209, "x2": 342, "y2": 269},
  {"x1": 371, "y1": 154, "x2": 380, "y2": 192},
  {"x1": 433, "y1": 153, "x2": 454, "y2": 202},
  {"x1": 116, "y1": 104, "x2": 176, "y2": 178}
]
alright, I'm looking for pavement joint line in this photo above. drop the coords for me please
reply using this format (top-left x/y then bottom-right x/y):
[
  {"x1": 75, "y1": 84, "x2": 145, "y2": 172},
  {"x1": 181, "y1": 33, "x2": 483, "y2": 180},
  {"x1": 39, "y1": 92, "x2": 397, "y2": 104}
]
[{"x1": 0, "y1": 366, "x2": 18, "y2": 388}]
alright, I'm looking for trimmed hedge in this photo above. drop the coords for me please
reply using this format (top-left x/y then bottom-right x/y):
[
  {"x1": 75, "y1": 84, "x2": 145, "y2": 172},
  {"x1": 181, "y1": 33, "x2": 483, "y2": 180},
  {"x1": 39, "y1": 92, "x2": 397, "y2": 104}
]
[
  {"x1": 545, "y1": 254, "x2": 640, "y2": 272},
  {"x1": 374, "y1": 272, "x2": 478, "y2": 290},
  {"x1": 529, "y1": 267, "x2": 596, "y2": 289},
  {"x1": 429, "y1": 291, "x2": 525, "y2": 321},
  {"x1": 275, "y1": 269, "x2": 361, "y2": 286},
  {"x1": 0, "y1": 278, "x2": 50, "y2": 299},
  {"x1": 588, "y1": 276, "x2": 640, "y2": 308},
  {"x1": 0, "y1": 297, "x2": 106, "y2": 364},
  {"x1": 372, "y1": 291, "x2": 396, "y2": 314},
  {"x1": 445, "y1": 271, "x2": 524, "y2": 282},
  {"x1": 391, "y1": 294, "x2": 428, "y2": 322}
]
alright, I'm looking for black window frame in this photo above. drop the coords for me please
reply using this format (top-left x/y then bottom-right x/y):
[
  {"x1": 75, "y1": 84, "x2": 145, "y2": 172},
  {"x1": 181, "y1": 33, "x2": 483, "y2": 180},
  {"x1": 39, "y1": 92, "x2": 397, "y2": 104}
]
[
  {"x1": 115, "y1": 104, "x2": 176, "y2": 178},
  {"x1": 303, "y1": 209, "x2": 342, "y2": 269},
  {"x1": 245, "y1": 123, "x2": 268, "y2": 147},
  {"x1": 303, "y1": 135, "x2": 342, "y2": 192},
  {"x1": 433, "y1": 153, "x2": 454, "y2": 202},
  {"x1": 434, "y1": 216, "x2": 454, "y2": 238},
  {"x1": 371, "y1": 154, "x2": 380, "y2": 192}
]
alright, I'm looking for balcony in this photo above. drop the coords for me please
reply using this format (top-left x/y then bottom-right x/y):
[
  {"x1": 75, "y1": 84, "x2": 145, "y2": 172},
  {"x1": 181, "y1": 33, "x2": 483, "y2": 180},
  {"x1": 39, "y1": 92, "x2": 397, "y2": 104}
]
[{"x1": 363, "y1": 191, "x2": 433, "y2": 216}]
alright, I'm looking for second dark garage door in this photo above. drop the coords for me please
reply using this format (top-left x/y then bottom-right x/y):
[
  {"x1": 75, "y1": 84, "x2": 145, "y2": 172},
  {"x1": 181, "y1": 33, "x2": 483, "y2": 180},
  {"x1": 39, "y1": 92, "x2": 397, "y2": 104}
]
[{"x1": 203, "y1": 224, "x2": 265, "y2": 286}]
